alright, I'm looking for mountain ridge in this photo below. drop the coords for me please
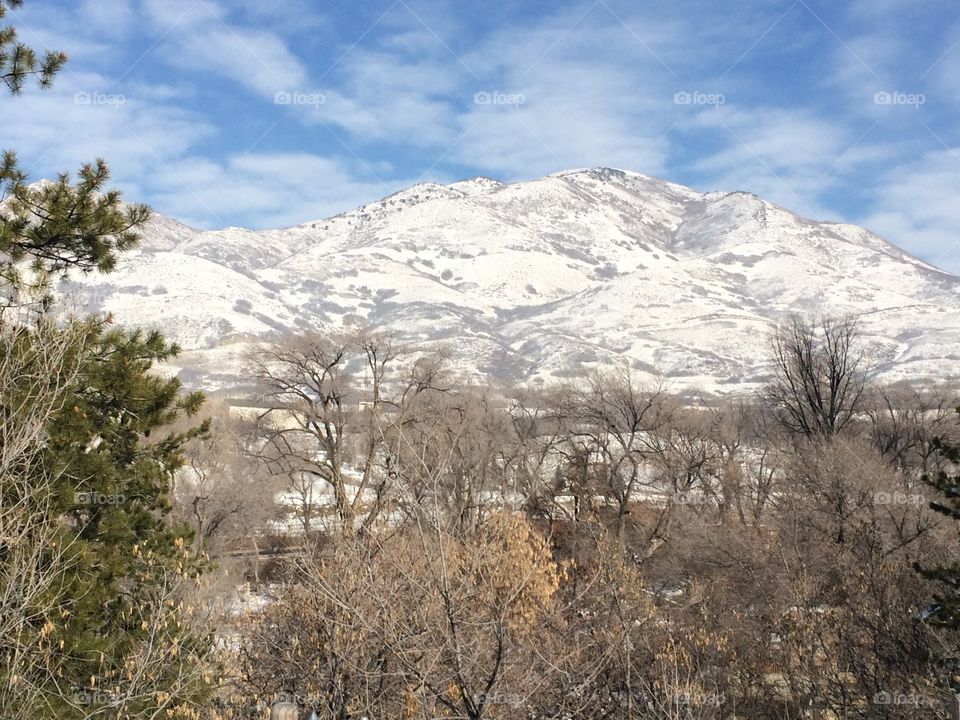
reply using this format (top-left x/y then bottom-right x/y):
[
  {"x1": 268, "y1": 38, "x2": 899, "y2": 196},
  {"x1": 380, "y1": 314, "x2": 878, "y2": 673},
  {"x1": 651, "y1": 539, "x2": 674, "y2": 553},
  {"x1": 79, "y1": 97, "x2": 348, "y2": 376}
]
[{"x1": 57, "y1": 167, "x2": 960, "y2": 394}]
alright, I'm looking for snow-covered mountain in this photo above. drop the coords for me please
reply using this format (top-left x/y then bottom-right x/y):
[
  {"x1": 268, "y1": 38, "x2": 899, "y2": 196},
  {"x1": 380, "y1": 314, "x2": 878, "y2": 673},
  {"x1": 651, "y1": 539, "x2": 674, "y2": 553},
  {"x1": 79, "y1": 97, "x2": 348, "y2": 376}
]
[{"x1": 59, "y1": 167, "x2": 960, "y2": 394}]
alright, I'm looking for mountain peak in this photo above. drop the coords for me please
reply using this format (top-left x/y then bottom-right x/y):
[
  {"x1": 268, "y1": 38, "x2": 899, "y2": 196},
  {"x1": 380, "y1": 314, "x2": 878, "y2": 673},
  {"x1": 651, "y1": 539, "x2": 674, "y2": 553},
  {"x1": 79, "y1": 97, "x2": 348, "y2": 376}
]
[
  {"x1": 60, "y1": 167, "x2": 960, "y2": 394},
  {"x1": 447, "y1": 176, "x2": 505, "y2": 195},
  {"x1": 551, "y1": 166, "x2": 637, "y2": 181}
]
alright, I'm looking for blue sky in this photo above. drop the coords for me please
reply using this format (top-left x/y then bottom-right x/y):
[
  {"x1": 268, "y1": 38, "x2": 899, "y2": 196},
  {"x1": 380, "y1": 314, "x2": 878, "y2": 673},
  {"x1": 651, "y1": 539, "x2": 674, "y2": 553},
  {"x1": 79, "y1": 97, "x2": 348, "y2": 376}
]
[{"x1": 7, "y1": 0, "x2": 960, "y2": 270}]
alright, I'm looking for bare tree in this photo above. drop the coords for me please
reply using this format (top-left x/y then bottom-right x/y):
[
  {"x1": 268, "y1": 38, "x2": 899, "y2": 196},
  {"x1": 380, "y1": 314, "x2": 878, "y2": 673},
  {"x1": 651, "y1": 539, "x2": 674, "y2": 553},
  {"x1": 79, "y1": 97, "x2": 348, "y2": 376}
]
[
  {"x1": 866, "y1": 383, "x2": 957, "y2": 478},
  {"x1": 240, "y1": 513, "x2": 565, "y2": 720},
  {"x1": 552, "y1": 367, "x2": 673, "y2": 550},
  {"x1": 252, "y1": 332, "x2": 455, "y2": 536},
  {"x1": 251, "y1": 332, "x2": 399, "y2": 534},
  {"x1": 383, "y1": 384, "x2": 521, "y2": 532},
  {"x1": 0, "y1": 317, "x2": 85, "y2": 719},
  {"x1": 174, "y1": 401, "x2": 281, "y2": 579},
  {"x1": 763, "y1": 315, "x2": 870, "y2": 440}
]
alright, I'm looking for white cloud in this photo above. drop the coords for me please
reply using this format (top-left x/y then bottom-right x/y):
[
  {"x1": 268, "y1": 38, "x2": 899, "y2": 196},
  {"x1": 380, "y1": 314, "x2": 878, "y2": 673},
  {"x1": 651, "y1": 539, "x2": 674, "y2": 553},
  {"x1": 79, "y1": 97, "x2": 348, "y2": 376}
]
[
  {"x1": 175, "y1": 26, "x2": 310, "y2": 96},
  {"x1": 141, "y1": 0, "x2": 225, "y2": 30},
  {"x1": 308, "y1": 50, "x2": 462, "y2": 145},
  {"x1": 859, "y1": 148, "x2": 960, "y2": 272},
  {"x1": 1, "y1": 71, "x2": 398, "y2": 230},
  {"x1": 79, "y1": 0, "x2": 137, "y2": 38},
  {"x1": 5, "y1": 3, "x2": 115, "y2": 63},
  {"x1": 3, "y1": 74, "x2": 212, "y2": 175},
  {"x1": 143, "y1": 0, "x2": 309, "y2": 97},
  {"x1": 149, "y1": 153, "x2": 411, "y2": 229},
  {"x1": 232, "y1": 0, "x2": 327, "y2": 32},
  {"x1": 930, "y1": 21, "x2": 960, "y2": 107},
  {"x1": 304, "y1": 4, "x2": 684, "y2": 180},
  {"x1": 680, "y1": 107, "x2": 858, "y2": 216}
]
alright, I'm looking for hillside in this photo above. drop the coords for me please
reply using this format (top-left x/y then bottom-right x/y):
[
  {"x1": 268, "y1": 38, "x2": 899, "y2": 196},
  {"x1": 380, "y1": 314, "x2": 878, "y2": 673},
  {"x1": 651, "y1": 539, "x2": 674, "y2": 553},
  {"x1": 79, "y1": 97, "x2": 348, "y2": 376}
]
[{"x1": 59, "y1": 167, "x2": 960, "y2": 393}]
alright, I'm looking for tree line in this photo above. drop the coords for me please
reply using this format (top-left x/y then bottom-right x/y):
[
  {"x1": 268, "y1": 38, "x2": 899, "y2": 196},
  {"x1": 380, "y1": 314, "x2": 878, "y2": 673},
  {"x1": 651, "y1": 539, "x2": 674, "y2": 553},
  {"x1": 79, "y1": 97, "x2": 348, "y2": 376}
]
[{"x1": 183, "y1": 321, "x2": 958, "y2": 720}]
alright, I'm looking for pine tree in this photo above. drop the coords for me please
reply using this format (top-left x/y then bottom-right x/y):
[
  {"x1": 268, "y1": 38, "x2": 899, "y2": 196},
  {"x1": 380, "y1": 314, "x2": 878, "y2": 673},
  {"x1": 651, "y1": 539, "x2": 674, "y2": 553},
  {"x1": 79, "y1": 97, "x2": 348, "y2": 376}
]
[
  {"x1": 918, "y1": 420, "x2": 960, "y2": 628},
  {"x1": 41, "y1": 324, "x2": 213, "y2": 716},
  {"x1": 0, "y1": 0, "x2": 65, "y2": 93},
  {"x1": 910, "y1": 414, "x2": 960, "y2": 694},
  {"x1": 1, "y1": 1, "x2": 144, "y2": 307},
  {"x1": 1, "y1": 157, "x2": 151, "y2": 305},
  {"x1": 0, "y1": 5, "x2": 214, "y2": 716}
]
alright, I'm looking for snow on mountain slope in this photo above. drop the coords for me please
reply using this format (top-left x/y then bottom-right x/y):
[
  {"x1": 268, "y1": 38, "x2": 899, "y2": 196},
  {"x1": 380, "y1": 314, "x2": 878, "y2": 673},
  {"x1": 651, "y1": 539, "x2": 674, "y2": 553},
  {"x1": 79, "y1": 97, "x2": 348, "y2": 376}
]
[{"x1": 58, "y1": 167, "x2": 960, "y2": 394}]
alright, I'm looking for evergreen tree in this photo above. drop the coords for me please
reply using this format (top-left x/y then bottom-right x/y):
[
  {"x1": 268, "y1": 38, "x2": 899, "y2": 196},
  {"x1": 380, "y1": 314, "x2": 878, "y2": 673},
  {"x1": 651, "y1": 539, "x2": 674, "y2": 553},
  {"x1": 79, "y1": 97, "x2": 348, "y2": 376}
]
[
  {"x1": 41, "y1": 324, "x2": 213, "y2": 717},
  {"x1": 1, "y1": 1, "x2": 145, "y2": 307},
  {"x1": 0, "y1": 0, "x2": 65, "y2": 93},
  {"x1": 918, "y1": 419, "x2": 960, "y2": 628},
  {"x1": 0, "y1": 4, "x2": 214, "y2": 717},
  {"x1": 1, "y1": 157, "x2": 151, "y2": 305}
]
